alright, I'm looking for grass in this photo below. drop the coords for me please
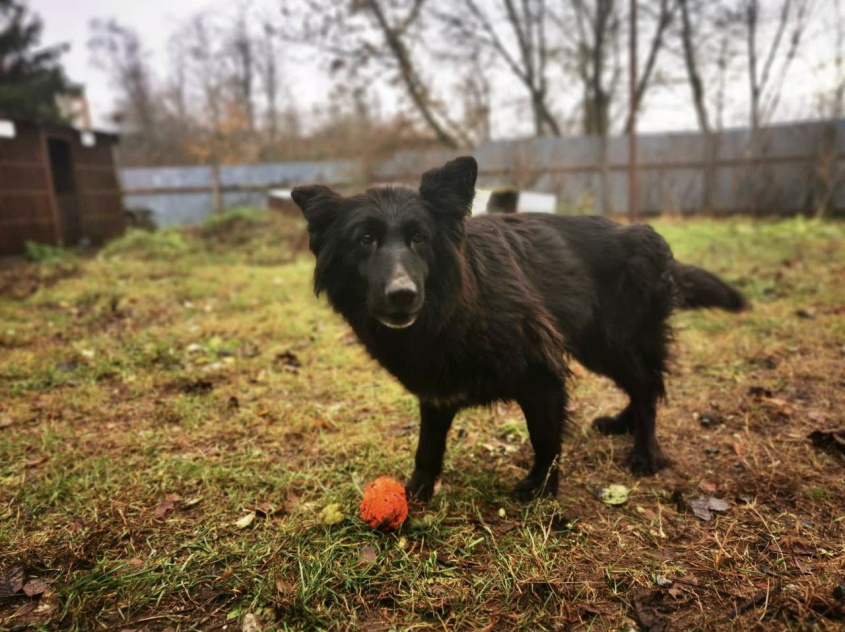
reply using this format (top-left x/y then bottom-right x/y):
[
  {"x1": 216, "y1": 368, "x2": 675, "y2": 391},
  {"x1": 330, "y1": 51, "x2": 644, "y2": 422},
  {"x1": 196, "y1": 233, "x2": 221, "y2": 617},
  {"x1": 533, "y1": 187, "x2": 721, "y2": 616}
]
[{"x1": 1, "y1": 212, "x2": 844, "y2": 631}]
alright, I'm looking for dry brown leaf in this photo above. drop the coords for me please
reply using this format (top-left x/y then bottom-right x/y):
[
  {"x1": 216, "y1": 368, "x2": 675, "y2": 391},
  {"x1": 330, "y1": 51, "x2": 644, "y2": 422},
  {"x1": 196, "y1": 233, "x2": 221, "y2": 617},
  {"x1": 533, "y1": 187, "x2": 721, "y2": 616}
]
[
  {"x1": 313, "y1": 418, "x2": 338, "y2": 432},
  {"x1": 24, "y1": 455, "x2": 49, "y2": 468},
  {"x1": 0, "y1": 417, "x2": 14, "y2": 429},
  {"x1": 275, "y1": 575, "x2": 294, "y2": 596},
  {"x1": 0, "y1": 567, "x2": 25, "y2": 596},
  {"x1": 796, "y1": 560, "x2": 815, "y2": 575},
  {"x1": 254, "y1": 501, "x2": 278, "y2": 517},
  {"x1": 699, "y1": 480, "x2": 717, "y2": 494},
  {"x1": 636, "y1": 506, "x2": 658, "y2": 521},
  {"x1": 23, "y1": 579, "x2": 47, "y2": 597},
  {"x1": 358, "y1": 546, "x2": 377, "y2": 565},
  {"x1": 472, "y1": 618, "x2": 497, "y2": 632},
  {"x1": 154, "y1": 500, "x2": 176, "y2": 520}
]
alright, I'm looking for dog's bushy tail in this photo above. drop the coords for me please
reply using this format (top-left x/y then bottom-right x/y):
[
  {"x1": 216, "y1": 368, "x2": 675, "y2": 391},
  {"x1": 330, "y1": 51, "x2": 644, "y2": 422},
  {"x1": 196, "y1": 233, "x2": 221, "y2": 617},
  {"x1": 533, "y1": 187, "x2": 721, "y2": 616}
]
[{"x1": 673, "y1": 263, "x2": 748, "y2": 312}]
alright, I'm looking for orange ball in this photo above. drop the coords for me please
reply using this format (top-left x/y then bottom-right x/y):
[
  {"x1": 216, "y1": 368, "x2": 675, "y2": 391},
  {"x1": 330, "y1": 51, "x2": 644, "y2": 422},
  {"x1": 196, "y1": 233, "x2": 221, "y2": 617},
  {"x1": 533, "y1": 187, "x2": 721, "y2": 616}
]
[{"x1": 359, "y1": 476, "x2": 408, "y2": 531}]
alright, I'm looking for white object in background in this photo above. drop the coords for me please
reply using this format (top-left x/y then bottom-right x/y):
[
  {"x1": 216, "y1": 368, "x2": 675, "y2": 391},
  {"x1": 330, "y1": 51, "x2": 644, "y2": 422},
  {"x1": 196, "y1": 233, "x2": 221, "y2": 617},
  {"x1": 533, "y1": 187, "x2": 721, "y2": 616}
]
[
  {"x1": 80, "y1": 131, "x2": 96, "y2": 147},
  {"x1": 517, "y1": 191, "x2": 557, "y2": 213},
  {"x1": 269, "y1": 188, "x2": 293, "y2": 201},
  {"x1": 0, "y1": 120, "x2": 16, "y2": 139},
  {"x1": 472, "y1": 188, "x2": 493, "y2": 215}
]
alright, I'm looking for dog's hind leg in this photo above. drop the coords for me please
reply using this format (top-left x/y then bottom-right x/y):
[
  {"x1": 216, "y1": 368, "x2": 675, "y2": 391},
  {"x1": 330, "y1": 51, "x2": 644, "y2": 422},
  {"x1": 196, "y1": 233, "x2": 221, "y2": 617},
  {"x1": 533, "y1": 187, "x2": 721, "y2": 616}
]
[
  {"x1": 592, "y1": 402, "x2": 635, "y2": 435},
  {"x1": 513, "y1": 372, "x2": 567, "y2": 501},
  {"x1": 625, "y1": 386, "x2": 669, "y2": 475},
  {"x1": 405, "y1": 402, "x2": 457, "y2": 502}
]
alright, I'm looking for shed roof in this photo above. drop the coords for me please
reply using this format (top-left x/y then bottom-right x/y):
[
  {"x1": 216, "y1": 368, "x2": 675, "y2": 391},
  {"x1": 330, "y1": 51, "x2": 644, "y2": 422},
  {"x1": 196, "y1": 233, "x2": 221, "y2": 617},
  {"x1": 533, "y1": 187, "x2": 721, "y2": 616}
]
[{"x1": 0, "y1": 114, "x2": 119, "y2": 144}]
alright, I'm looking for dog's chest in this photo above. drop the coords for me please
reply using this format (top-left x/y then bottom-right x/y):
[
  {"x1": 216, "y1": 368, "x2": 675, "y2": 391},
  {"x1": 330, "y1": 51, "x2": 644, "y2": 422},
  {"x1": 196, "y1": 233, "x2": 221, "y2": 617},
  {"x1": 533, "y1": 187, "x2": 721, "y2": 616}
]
[{"x1": 363, "y1": 328, "x2": 521, "y2": 407}]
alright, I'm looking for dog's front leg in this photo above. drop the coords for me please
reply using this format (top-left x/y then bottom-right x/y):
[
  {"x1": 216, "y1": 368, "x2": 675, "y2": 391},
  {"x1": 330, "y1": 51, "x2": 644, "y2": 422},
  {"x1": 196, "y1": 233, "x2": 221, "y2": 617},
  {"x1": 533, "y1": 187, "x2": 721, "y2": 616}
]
[
  {"x1": 405, "y1": 402, "x2": 456, "y2": 502},
  {"x1": 513, "y1": 374, "x2": 566, "y2": 501}
]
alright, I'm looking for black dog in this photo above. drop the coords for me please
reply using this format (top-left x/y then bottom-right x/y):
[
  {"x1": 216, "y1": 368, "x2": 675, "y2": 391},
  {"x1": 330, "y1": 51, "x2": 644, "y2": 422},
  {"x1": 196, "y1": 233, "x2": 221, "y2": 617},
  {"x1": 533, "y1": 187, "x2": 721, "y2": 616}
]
[{"x1": 292, "y1": 157, "x2": 746, "y2": 502}]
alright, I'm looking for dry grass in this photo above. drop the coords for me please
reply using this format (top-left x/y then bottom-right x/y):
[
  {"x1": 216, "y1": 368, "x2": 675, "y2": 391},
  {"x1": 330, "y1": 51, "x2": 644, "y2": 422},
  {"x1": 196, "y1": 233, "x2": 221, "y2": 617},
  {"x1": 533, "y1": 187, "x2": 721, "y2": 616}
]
[{"x1": 1, "y1": 212, "x2": 843, "y2": 631}]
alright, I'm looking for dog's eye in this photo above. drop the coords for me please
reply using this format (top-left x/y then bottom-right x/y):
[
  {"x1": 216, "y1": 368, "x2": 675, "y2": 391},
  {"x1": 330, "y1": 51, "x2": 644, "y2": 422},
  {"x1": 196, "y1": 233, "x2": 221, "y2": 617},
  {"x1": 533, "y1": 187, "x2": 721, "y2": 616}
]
[
  {"x1": 411, "y1": 232, "x2": 426, "y2": 245},
  {"x1": 360, "y1": 233, "x2": 376, "y2": 246}
]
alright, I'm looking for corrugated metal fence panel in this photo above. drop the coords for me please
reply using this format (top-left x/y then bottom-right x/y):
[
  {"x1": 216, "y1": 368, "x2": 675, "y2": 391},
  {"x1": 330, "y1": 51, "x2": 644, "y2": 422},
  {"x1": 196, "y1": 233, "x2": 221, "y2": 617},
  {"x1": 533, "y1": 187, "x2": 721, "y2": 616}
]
[
  {"x1": 121, "y1": 160, "x2": 361, "y2": 226},
  {"x1": 120, "y1": 119, "x2": 845, "y2": 224}
]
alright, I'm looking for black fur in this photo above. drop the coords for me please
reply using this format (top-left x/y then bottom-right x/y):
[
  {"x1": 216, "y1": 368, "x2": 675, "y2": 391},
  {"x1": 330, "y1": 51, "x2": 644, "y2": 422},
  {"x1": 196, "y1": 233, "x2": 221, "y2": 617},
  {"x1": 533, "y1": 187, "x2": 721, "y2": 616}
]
[{"x1": 292, "y1": 156, "x2": 748, "y2": 502}]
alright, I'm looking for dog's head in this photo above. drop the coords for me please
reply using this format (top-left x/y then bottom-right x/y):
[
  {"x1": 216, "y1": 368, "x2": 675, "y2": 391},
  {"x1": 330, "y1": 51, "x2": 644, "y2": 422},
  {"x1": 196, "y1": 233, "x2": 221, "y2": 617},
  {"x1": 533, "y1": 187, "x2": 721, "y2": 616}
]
[{"x1": 291, "y1": 156, "x2": 477, "y2": 329}]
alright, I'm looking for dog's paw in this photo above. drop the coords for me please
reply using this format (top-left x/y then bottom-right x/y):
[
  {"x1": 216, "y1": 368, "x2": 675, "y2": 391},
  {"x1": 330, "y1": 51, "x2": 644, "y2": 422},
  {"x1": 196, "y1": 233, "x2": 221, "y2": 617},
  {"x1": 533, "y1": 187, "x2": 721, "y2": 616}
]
[
  {"x1": 405, "y1": 470, "x2": 437, "y2": 503},
  {"x1": 626, "y1": 448, "x2": 670, "y2": 476},
  {"x1": 592, "y1": 414, "x2": 633, "y2": 435},
  {"x1": 511, "y1": 470, "x2": 559, "y2": 502}
]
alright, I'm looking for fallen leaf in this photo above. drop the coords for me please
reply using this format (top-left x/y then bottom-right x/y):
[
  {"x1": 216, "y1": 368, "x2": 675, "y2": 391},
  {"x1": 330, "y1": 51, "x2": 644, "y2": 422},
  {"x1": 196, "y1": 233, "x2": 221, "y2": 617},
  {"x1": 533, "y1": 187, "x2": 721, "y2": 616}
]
[
  {"x1": 285, "y1": 487, "x2": 300, "y2": 513},
  {"x1": 732, "y1": 442, "x2": 744, "y2": 458},
  {"x1": 242, "y1": 612, "x2": 262, "y2": 632},
  {"x1": 699, "y1": 480, "x2": 717, "y2": 494},
  {"x1": 254, "y1": 501, "x2": 279, "y2": 517},
  {"x1": 319, "y1": 503, "x2": 344, "y2": 525},
  {"x1": 631, "y1": 588, "x2": 671, "y2": 632},
  {"x1": 275, "y1": 574, "x2": 294, "y2": 596},
  {"x1": 235, "y1": 512, "x2": 256, "y2": 529},
  {"x1": 313, "y1": 418, "x2": 338, "y2": 432},
  {"x1": 596, "y1": 484, "x2": 629, "y2": 506},
  {"x1": 14, "y1": 587, "x2": 57, "y2": 625},
  {"x1": 23, "y1": 579, "x2": 47, "y2": 597},
  {"x1": 689, "y1": 496, "x2": 730, "y2": 521},
  {"x1": 154, "y1": 500, "x2": 176, "y2": 520},
  {"x1": 636, "y1": 505, "x2": 658, "y2": 521},
  {"x1": 358, "y1": 545, "x2": 377, "y2": 565},
  {"x1": 471, "y1": 617, "x2": 498, "y2": 632},
  {"x1": 24, "y1": 455, "x2": 49, "y2": 468},
  {"x1": 762, "y1": 397, "x2": 794, "y2": 417},
  {"x1": 668, "y1": 586, "x2": 684, "y2": 599},
  {"x1": 796, "y1": 560, "x2": 815, "y2": 575},
  {"x1": 0, "y1": 566, "x2": 24, "y2": 597},
  {"x1": 655, "y1": 576, "x2": 673, "y2": 588},
  {"x1": 0, "y1": 417, "x2": 13, "y2": 429}
]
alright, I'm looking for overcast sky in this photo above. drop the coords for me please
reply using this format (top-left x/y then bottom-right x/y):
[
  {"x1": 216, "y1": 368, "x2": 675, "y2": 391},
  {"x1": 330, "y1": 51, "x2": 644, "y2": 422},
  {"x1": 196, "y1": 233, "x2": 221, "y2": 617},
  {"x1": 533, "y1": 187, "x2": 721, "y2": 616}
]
[{"x1": 32, "y1": 0, "x2": 841, "y2": 138}]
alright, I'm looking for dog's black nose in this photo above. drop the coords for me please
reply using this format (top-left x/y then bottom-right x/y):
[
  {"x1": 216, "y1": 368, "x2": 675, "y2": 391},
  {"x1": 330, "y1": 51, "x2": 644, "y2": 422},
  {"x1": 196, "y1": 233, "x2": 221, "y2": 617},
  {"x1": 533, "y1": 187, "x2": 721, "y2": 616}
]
[{"x1": 386, "y1": 286, "x2": 418, "y2": 309}]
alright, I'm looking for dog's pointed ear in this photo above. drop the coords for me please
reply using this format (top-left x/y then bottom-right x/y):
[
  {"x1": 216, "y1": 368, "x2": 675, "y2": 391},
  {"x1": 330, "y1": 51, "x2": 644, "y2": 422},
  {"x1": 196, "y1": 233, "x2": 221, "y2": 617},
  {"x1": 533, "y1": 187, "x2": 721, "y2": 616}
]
[
  {"x1": 291, "y1": 185, "x2": 340, "y2": 225},
  {"x1": 419, "y1": 156, "x2": 477, "y2": 219},
  {"x1": 291, "y1": 185, "x2": 342, "y2": 254}
]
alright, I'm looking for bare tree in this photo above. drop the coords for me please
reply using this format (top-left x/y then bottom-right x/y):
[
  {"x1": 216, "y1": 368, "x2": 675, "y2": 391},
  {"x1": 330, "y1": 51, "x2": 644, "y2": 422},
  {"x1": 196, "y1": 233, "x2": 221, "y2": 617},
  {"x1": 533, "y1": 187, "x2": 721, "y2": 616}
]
[
  {"x1": 438, "y1": 0, "x2": 561, "y2": 136},
  {"x1": 624, "y1": 0, "x2": 678, "y2": 132},
  {"x1": 259, "y1": 21, "x2": 281, "y2": 142},
  {"x1": 228, "y1": 7, "x2": 256, "y2": 131},
  {"x1": 742, "y1": 0, "x2": 814, "y2": 132},
  {"x1": 677, "y1": 0, "x2": 710, "y2": 133},
  {"x1": 88, "y1": 19, "x2": 157, "y2": 134},
  {"x1": 561, "y1": 0, "x2": 623, "y2": 137},
  {"x1": 281, "y1": 0, "x2": 468, "y2": 148}
]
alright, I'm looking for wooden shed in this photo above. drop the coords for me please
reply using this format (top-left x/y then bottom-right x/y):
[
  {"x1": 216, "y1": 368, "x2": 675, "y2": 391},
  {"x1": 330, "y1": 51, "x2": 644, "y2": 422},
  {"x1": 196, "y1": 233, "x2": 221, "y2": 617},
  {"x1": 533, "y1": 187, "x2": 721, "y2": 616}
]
[{"x1": 0, "y1": 117, "x2": 125, "y2": 256}]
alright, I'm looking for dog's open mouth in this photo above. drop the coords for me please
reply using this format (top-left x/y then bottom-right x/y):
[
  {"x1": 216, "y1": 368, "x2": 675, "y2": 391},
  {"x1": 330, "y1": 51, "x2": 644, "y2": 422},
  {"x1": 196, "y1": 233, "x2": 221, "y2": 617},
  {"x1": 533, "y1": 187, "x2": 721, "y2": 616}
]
[{"x1": 377, "y1": 311, "x2": 419, "y2": 329}]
